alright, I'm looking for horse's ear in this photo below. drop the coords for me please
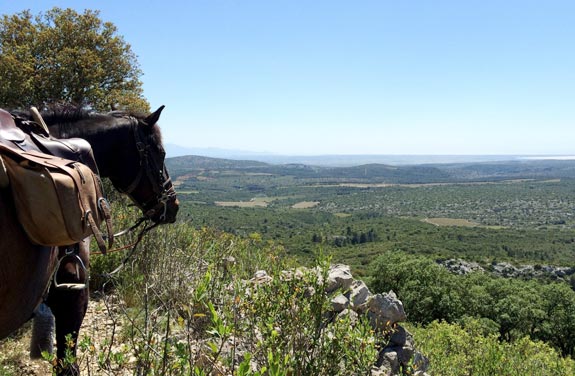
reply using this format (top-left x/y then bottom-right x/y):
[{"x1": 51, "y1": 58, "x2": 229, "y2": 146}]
[{"x1": 143, "y1": 105, "x2": 165, "y2": 127}]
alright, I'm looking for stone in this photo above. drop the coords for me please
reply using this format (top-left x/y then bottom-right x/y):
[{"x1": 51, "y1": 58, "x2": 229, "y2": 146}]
[
  {"x1": 349, "y1": 279, "x2": 372, "y2": 307},
  {"x1": 371, "y1": 366, "x2": 392, "y2": 376},
  {"x1": 326, "y1": 264, "x2": 353, "y2": 293},
  {"x1": 413, "y1": 351, "x2": 430, "y2": 373},
  {"x1": 368, "y1": 291, "x2": 407, "y2": 330},
  {"x1": 331, "y1": 294, "x2": 350, "y2": 312},
  {"x1": 337, "y1": 308, "x2": 359, "y2": 325},
  {"x1": 251, "y1": 270, "x2": 273, "y2": 284},
  {"x1": 396, "y1": 344, "x2": 415, "y2": 365},
  {"x1": 389, "y1": 325, "x2": 410, "y2": 346},
  {"x1": 377, "y1": 349, "x2": 400, "y2": 374}
]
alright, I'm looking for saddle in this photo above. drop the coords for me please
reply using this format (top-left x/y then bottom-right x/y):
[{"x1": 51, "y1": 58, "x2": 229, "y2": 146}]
[
  {"x1": 0, "y1": 108, "x2": 113, "y2": 254},
  {"x1": 0, "y1": 109, "x2": 98, "y2": 172}
]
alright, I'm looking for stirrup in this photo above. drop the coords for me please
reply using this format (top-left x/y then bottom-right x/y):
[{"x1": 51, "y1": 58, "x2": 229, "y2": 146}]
[{"x1": 53, "y1": 250, "x2": 88, "y2": 290}]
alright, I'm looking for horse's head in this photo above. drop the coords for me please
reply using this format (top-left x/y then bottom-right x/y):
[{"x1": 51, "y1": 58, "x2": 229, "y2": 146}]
[{"x1": 111, "y1": 106, "x2": 179, "y2": 223}]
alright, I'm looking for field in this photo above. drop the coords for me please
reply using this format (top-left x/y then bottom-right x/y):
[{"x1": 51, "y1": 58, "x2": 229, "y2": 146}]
[{"x1": 422, "y1": 217, "x2": 481, "y2": 227}]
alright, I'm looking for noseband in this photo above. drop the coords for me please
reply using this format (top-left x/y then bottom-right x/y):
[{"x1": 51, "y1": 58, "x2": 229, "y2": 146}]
[{"x1": 119, "y1": 118, "x2": 177, "y2": 222}]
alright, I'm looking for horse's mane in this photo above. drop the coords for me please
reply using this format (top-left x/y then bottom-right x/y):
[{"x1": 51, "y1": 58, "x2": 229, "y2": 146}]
[{"x1": 12, "y1": 105, "x2": 162, "y2": 142}]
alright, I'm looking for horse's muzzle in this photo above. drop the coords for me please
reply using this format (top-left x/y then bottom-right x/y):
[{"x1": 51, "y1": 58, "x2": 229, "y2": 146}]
[{"x1": 150, "y1": 197, "x2": 179, "y2": 224}]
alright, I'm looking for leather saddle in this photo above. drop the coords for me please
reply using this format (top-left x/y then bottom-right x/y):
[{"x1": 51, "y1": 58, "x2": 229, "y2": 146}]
[{"x1": 0, "y1": 108, "x2": 98, "y2": 173}]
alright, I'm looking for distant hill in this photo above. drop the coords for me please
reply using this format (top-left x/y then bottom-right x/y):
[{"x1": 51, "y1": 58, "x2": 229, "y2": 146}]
[
  {"x1": 166, "y1": 155, "x2": 454, "y2": 184},
  {"x1": 166, "y1": 154, "x2": 575, "y2": 184},
  {"x1": 164, "y1": 143, "x2": 273, "y2": 159},
  {"x1": 433, "y1": 160, "x2": 575, "y2": 181},
  {"x1": 166, "y1": 155, "x2": 269, "y2": 170}
]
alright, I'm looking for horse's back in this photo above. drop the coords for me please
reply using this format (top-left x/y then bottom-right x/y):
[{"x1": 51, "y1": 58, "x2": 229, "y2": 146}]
[{"x1": 0, "y1": 190, "x2": 57, "y2": 339}]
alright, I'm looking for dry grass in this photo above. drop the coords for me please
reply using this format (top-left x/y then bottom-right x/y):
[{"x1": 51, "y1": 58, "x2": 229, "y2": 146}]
[
  {"x1": 422, "y1": 217, "x2": 480, "y2": 227},
  {"x1": 215, "y1": 196, "x2": 274, "y2": 208},
  {"x1": 291, "y1": 201, "x2": 320, "y2": 209}
]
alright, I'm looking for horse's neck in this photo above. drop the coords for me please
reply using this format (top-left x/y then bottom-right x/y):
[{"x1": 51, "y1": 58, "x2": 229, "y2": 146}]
[{"x1": 49, "y1": 118, "x2": 132, "y2": 178}]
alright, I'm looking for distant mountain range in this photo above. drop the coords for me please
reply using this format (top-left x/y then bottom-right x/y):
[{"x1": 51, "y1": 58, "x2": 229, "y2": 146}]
[
  {"x1": 165, "y1": 143, "x2": 573, "y2": 167},
  {"x1": 166, "y1": 154, "x2": 575, "y2": 184}
]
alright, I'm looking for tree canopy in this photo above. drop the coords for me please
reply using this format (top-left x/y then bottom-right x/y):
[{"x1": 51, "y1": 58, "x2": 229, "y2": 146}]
[{"x1": 0, "y1": 7, "x2": 149, "y2": 112}]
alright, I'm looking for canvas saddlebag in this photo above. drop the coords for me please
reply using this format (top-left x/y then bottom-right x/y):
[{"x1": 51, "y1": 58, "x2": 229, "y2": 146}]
[{"x1": 0, "y1": 145, "x2": 112, "y2": 253}]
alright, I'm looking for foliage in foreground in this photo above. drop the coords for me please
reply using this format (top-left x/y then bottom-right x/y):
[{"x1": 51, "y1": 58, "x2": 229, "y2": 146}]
[
  {"x1": 88, "y1": 215, "x2": 379, "y2": 375},
  {"x1": 3, "y1": 207, "x2": 574, "y2": 374}
]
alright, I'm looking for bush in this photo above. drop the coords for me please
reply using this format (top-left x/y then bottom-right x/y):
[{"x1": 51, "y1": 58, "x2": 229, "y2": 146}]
[
  {"x1": 412, "y1": 320, "x2": 575, "y2": 376},
  {"x1": 82, "y1": 218, "x2": 380, "y2": 375}
]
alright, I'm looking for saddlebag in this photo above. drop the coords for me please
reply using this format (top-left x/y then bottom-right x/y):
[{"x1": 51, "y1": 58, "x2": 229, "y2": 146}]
[{"x1": 0, "y1": 145, "x2": 112, "y2": 252}]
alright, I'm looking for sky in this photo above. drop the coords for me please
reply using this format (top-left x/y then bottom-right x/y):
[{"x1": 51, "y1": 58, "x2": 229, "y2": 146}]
[{"x1": 2, "y1": 0, "x2": 575, "y2": 156}]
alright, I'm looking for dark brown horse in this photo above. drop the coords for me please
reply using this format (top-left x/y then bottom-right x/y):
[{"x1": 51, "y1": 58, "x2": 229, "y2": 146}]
[{"x1": 0, "y1": 106, "x2": 179, "y2": 375}]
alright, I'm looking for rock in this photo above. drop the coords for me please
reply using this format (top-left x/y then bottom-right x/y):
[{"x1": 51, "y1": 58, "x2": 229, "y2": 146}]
[
  {"x1": 439, "y1": 259, "x2": 484, "y2": 274},
  {"x1": 396, "y1": 344, "x2": 415, "y2": 365},
  {"x1": 337, "y1": 309, "x2": 359, "y2": 325},
  {"x1": 371, "y1": 366, "x2": 392, "y2": 376},
  {"x1": 326, "y1": 264, "x2": 353, "y2": 293},
  {"x1": 331, "y1": 294, "x2": 350, "y2": 312},
  {"x1": 223, "y1": 256, "x2": 236, "y2": 269},
  {"x1": 377, "y1": 350, "x2": 400, "y2": 374},
  {"x1": 368, "y1": 291, "x2": 407, "y2": 330},
  {"x1": 491, "y1": 262, "x2": 518, "y2": 277},
  {"x1": 389, "y1": 325, "x2": 411, "y2": 347},
  {"x1": 349, "y1": 279, "x2": 371, "y2": 308},
  {"x1": 251, "y1": 270, "x2": 272, "y2": 284},
  {"x1": 413, "y1": 351, "x2": 430, "y2": 373}
]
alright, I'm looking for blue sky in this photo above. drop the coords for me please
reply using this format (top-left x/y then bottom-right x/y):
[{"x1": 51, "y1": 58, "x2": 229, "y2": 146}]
[{"x1": 3, "y1": 1, "x2": 575, "y2": 155}]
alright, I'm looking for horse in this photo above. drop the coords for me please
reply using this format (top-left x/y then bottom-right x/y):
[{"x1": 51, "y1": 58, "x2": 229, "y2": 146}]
[{"x1": 0, "y1": 105, "x2": 179, "y2": 375}]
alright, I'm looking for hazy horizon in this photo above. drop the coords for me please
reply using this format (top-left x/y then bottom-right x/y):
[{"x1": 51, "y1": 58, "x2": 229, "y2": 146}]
[
  {"x1": 165, "y1": 142, "x2": 575, "y2": 157},
  {"x1": 6, "y1": 1, "x2": 575, "y2": 156},
  {"x1": 164, "y1": 143, "x2": 575, "y2": 167}
]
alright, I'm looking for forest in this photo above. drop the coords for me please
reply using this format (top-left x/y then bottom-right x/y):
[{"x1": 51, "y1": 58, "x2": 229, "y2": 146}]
[{"x1": 167, "y1": 156, "x2": 575, "y2": 268}]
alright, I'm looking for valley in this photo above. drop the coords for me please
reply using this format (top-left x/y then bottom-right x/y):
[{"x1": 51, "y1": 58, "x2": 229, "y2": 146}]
[{"x1": 167, "y1": 155, "x2": 575, "y2": 274}]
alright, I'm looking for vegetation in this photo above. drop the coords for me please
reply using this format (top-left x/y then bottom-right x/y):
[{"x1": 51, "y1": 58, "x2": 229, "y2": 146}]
[
  {"x1": 67, "y1": 207, "x2": 381, "y2": 375},
  {"x1": 2, "y1": 172, "x2": 575, "y2": 374},
  {"x1": 370, "y1": 251, "x2": 575, "y2": 357},
  {"x1": 411, "y1": 320, "x2": 575, "y2": 376},
  {"x1": 164, "y1": 154, "x2": 575, "y2": 372},
  {"x1": 0, "y1": 8, "x2": 148, "y2": 111},
  {"x1": 169, "y1": 156, "x2": 575, "y2": 272}
]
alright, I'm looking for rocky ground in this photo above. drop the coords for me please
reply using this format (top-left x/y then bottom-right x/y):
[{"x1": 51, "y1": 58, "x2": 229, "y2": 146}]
[{"x1": 0, "y1": 295, "x2": 130, "y2": 376}]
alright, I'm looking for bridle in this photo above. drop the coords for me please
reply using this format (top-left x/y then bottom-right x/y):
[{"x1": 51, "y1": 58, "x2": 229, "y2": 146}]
[{"x1": 118, "y1": 117, "x2": 177, "y2": 222}]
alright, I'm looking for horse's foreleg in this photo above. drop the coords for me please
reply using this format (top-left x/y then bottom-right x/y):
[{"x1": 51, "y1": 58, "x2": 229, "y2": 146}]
[
  {"x1": 47, "y1": 288, "x2": 88, "y2": 376},
  {"x1": 45, "y1": 244, "x2": 90, "y2": 376}
]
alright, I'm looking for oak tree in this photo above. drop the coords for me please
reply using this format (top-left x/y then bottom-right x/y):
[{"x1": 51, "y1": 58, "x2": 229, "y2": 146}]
[{"x1": 0, "y1": 7, "x2": 149, "y2": 112}]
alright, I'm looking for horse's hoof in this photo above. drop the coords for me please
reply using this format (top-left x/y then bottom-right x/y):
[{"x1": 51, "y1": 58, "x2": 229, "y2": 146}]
[{"x1": 55, "y1": 363, "x2": 80, "y2": 376}]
